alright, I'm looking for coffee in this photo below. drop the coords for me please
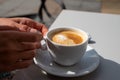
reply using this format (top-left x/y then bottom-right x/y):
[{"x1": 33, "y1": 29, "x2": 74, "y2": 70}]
[{"x1": 52, "y1": 30, "x2": 83, "y2": 46}]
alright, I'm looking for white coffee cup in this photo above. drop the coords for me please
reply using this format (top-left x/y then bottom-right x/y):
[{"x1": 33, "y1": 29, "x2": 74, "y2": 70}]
[{"x1": 42, "y1": 27, "x2": 88, "y2": 66}]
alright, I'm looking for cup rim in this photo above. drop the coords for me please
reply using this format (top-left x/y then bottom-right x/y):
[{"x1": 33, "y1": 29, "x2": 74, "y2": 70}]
[{"x1": 45, "y1": 27, "x2": 88, "y2": 47}]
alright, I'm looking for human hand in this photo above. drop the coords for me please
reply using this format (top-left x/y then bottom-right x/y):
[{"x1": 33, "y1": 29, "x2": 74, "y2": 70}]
[
  {"x1": 0, "y1": 18, "x2": 48, "y2": 72},
  {"x1": 0, "y1": 17, "x2": 48, "y2": 35}
]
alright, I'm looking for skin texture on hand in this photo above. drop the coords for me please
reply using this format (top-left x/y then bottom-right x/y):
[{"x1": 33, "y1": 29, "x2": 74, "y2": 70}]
[{"x1": 0, "y1": 18, "x2": 48, "y2": 72}]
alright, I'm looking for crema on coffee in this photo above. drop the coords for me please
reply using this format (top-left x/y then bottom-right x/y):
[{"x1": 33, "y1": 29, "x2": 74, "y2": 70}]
[{"x1": 52, "y1": 30, "x2": 83, "y2": 46}]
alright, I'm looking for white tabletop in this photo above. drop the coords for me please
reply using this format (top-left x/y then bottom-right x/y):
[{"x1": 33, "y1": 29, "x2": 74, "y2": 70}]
[
  {"x1": 50, "y1": 10, "x2": 120, "y2": 80},
  {"x1": 51, "y1": 10, "x2": 120, "y2": 63},
  {"x1": 13, "y1": 10, "x2": 120, "y2": 80}
]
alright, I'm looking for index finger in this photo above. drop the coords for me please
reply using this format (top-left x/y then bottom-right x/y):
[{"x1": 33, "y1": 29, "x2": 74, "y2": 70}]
[
  {"x1": 2, "y1": 31, "x2": 43, "y2": 42},
  {"x1": 15, "y1": 32, "x2": 43, "y2": 42},
  {"x1": 0, "y1": 25, "x2": 20, "y2": 31},
  {"x1": 10, "y1": 18, "x2": 48, "y2": 35}
]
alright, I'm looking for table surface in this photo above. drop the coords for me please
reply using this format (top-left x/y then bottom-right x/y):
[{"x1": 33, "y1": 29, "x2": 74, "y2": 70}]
[{"x1": 13, "y1": 10, "x2": 120, "y2": 80}]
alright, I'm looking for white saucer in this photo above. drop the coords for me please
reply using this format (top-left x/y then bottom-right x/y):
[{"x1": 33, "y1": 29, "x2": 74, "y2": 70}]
[{"x1": 34, "y1": 46, "x2": 100, "y2": 77}]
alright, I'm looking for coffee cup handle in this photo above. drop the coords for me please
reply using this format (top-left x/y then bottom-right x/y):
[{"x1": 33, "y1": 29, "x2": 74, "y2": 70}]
[{"x1": 40, "y1": 36, "x2": 47, "y2": 50}]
